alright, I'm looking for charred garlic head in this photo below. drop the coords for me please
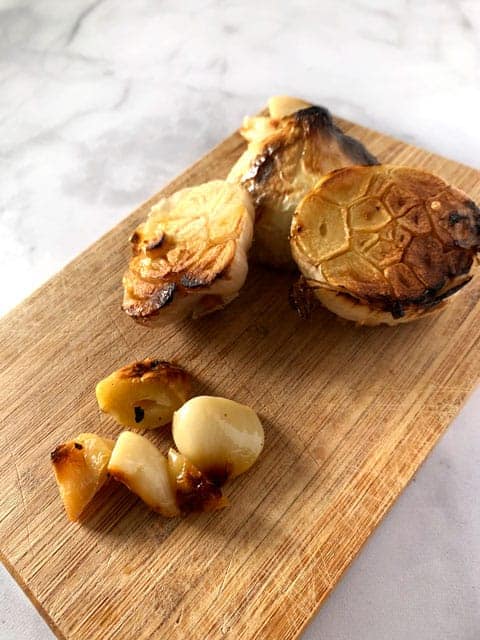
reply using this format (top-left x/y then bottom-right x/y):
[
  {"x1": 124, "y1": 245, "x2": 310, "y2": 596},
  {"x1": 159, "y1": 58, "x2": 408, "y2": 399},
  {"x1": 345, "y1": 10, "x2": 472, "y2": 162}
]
[
  {"x1": 122, "y1": 180, "x2": 255, "y2": 325},
  {"x1": 291, "y1": 165, "x2": 480, "y2": 325},
  {"x1": 228, "y1": 96, "x2": 378, "y2": 269}
]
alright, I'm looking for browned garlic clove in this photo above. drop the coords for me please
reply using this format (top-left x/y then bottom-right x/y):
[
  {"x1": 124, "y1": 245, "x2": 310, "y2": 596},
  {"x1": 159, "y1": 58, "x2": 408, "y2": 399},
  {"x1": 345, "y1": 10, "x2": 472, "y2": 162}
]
[
  {"x1": 51, "y1": 433, "x2": 114, "y2": 521},
  {"x1": 96, "y1": 359, "x2": 190, "y2": 429},
  {"x1": 167, "y1": 448, "x2": 228, "y2": 514},
  {"x1": 172, "y1": 396, "x2": 264, "y2": 484}
]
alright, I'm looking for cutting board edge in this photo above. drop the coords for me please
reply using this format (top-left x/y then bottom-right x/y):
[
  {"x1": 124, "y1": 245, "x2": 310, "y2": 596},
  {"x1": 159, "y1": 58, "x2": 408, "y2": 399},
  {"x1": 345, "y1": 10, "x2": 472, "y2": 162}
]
[
  {"x1": 1, "y1": 552, "x2": 67, "y2": 640},
  {"x1": 294, "y1": 381, "x2": 479, "y2": 639}
]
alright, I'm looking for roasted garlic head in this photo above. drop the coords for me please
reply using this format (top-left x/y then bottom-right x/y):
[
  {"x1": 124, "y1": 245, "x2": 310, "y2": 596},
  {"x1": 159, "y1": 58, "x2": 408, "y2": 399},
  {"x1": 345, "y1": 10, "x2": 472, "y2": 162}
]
[
  {"x1": 107, "y1": 431, "x2": 179, "y2": 517},
  {"x1": 96, "y1": 359, "x2": 190, "y2": 429},
  {"x1": 172, "y1": 396, "x2": 264, "y2": 484},
  {"x1": 51, "y1": 433, "x2": 114, "y2": 521},
  {"x1": 122, "y1": 180, "x2": 255, "y2": 324},
  {"x1": 291, "y1": 165, "x2": 480, "y2": 325},
  {"x1": 228, "y1": 96, "x2": 377, "y2": 268}
]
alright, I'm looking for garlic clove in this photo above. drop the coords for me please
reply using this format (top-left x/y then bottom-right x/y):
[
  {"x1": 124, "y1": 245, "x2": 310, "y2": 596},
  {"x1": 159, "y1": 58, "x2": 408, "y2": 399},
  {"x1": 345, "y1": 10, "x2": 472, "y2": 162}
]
[
  {"x1": 172, "y1": 396, "x2": 264, "y2": 483},
  {"x1": 96, "y1": 359, "x2": 190, "y2": 429},
  {"x1": 167, "y1": 448, "x2": 227, "y2": 514},
  {"x1": 108, "y1": 431, "x2": 179, "y2": 517},
  {"x1": 51, "y1": 433, "x2": 114, "y2": 521}
]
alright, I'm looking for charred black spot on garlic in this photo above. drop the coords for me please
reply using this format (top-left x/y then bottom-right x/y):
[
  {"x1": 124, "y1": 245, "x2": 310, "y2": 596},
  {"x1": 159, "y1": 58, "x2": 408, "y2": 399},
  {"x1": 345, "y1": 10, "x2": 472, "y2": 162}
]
[
  {"x1": 144, "y1": 233, "x2": 164, "y2": 251},
  {"x1": 204, "y1": 464, "x2": 232, "y2": 488},
  {"x1": 295, "y1": 105, "x2": 379, "y2": 166},
  {"x1": 180, "y1": 274, "x2": 209, "y2": 289},
  {"x1": 126, "y1": 358, "x2": 174, "y2": 378},
  {"x1": 50, "y1": 444, "x2": 68, "y2": 463},
  {"x1": 337, "y1": 131, "x2": 379, "y2": 166},
  {"x1": 465, "y1": 199, "x2": 480, "y2": 220},
  {"x1": 289, "y1": 277, "x2": 317, "y2": 320},
  {"x1": 123, "y1": 282, "x2": 177, "y2": 318},
  {"x1": 134, "y1": 406, "x2": 145, "y2": 423},
  {"x1": 390, "y1": 301, "x2": 405, "y2": 319},
  {"x1": 151, "y1": 282, "x2": 176, "y2": 309},
  {"x1": 441, "y1": 277, "x2": 472, "y2": 300},
  {"x1": 243, "y1": 148, "x2": 276, "y2": 185},
  {"x1": 359, "y1": 271, "x2": 474, "y2": 317},
  {"x1": 295, "y1": 105, "x2": 332, "y2": 130},
  {"x1": 128, "y1": 361, "x2": 154, "y2": 377},
  {"x1": 175, "y1": 467, "x2": 224, "y2": 514},
  {"x1": 74, "y1": 442, "x2": 83, "y2": 450},
  {"x1": 449, "y1": 211, "x2": 469, "y2": 225},
  {"x1": 129, "y1": 231, "x2": 141, "y2": 245}
]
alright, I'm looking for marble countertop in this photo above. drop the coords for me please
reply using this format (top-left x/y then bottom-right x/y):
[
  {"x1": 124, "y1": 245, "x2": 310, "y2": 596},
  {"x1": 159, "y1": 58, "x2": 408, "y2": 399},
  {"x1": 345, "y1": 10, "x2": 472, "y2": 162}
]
[{"x1": 1, "y1": 1, "x2": 479, "y2": 638}]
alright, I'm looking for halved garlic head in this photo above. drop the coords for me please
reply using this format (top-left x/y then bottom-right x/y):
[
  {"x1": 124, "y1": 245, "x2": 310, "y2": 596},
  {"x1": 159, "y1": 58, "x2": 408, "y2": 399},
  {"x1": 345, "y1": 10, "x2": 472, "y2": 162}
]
[
  {"x1": 172, "y1": 396, "x2": 264, "y2": 483},
  {"x1": 96, "y1": 359, "x2": 190, "y2": 429},
  {"x1": 122, "y1": 180, "x2": 255, "y2": 325},
  {"x1": 167, "y1": 448, "x2": 227, "y2": 514},
  {"x1": 108, "y1": 431, "x2": 179, "y2": 517},
  {"x1": 51, "y1": 433, "x2": 114, "y2": 521}
]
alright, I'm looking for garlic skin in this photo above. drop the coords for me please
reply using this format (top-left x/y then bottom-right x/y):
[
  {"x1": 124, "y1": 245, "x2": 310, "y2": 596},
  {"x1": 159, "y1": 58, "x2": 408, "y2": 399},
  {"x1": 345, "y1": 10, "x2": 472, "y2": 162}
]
[
  {"x1": 108, "y1": 431, "x2": 179, "y2": 517},
  {"x1": 172, "y1": 396, "x2": 264, "y2": 483}
]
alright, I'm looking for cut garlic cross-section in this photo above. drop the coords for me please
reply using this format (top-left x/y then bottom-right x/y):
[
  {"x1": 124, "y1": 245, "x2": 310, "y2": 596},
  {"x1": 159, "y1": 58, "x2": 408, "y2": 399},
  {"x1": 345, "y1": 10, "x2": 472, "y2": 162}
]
[{"x1": 122, "y1": 180, "x2": 255, "y2": 325}]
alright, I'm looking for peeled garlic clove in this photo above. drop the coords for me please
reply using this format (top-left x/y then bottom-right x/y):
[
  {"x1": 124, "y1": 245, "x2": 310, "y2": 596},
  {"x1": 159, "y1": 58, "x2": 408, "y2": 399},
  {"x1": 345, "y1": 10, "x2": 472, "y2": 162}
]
[
  {"x1": 96, "y1": 359, "x2": 190, "y2": 429},
  {"x1": 172, "y1": 396, "x2": 264, "y2": 483},
  {"x1": 267, "y1": 95, "x2": 312, "y2": 119},
  {"x1": 167, "y1": 448, "x2": 227, "y2": 514},
  {"x1": 51, "y1": 433, "x2": 114, "y2": 521},
  {"x1": 108, "y1": 431, "x2": 179, "y2": 517}
]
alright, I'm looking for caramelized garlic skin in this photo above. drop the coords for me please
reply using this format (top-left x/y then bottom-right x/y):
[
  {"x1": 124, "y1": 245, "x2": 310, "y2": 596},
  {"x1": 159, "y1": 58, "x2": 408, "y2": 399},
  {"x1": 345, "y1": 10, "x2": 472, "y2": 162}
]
[{"x1": 172, "y1": 396, "x2": 264, "y2": 483}]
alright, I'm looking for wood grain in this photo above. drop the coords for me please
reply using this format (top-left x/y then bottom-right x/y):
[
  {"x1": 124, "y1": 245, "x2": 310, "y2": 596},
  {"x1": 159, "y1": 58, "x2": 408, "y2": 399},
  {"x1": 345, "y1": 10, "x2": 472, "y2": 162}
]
[{"x1": 1, "y1": 117, "x2": 479, "y2": 640}]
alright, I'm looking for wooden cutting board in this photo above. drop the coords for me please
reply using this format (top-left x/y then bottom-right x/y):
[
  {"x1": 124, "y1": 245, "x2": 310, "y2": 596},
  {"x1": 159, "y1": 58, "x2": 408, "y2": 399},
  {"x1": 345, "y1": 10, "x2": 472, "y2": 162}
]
[{"x1": 1, "y1": 114, "x2": 479, "y2": 640}]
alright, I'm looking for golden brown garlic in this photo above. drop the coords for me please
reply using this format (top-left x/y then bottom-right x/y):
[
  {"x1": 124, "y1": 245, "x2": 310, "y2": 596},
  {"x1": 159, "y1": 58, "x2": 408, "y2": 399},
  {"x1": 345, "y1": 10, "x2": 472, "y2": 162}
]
[
  {"x1": 122, "y1": 180, "x2": 255, "y2": 324},
  {"x1": 291, "y1": 165, "x2": 480, "y2": 325},
  {"x1": 51, "y1": 433, "x2": 114, "y2": 521},
  {"x1": 167, "y1": 448, "x2": 227, "y2": 514},
  {"x1": 96, "y1": 359, "x2": 190, "y2": 429}
]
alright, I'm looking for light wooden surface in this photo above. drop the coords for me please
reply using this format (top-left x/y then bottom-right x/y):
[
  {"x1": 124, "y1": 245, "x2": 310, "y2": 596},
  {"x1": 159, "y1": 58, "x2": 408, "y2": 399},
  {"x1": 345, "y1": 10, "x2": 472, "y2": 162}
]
[{"x1": 1, "y1": 117, "x2": 479, "y2": 640}]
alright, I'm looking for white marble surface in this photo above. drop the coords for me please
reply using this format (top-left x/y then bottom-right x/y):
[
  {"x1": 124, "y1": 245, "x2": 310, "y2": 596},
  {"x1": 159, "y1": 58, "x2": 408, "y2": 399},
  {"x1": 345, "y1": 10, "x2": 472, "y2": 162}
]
[{"x1": 0, "y1": 0, "x2": 479, "y2": 638}]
